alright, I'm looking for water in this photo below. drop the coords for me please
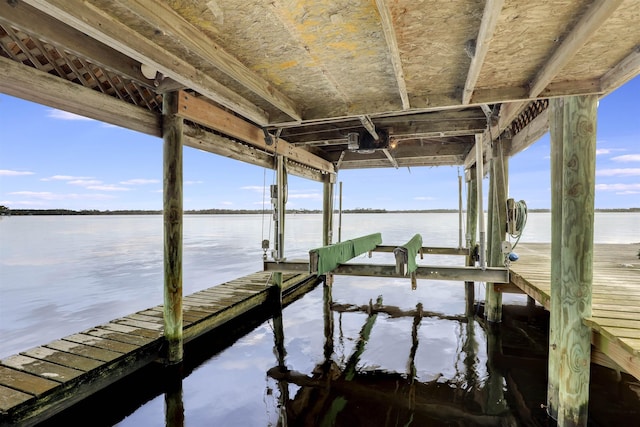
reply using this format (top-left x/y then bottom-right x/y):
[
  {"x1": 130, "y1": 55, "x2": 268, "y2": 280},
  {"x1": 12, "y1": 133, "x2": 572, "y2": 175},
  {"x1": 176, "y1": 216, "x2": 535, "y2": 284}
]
[{"x1": 1, "y1": 213, "x2": 639, "y2": 426}]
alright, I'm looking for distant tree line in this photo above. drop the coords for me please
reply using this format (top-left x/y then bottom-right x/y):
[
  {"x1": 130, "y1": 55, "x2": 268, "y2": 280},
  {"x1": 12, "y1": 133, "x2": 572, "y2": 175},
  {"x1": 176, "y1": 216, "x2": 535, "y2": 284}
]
[{"x1": 2, "y1": 206, "x2": 638, "y2": 216}]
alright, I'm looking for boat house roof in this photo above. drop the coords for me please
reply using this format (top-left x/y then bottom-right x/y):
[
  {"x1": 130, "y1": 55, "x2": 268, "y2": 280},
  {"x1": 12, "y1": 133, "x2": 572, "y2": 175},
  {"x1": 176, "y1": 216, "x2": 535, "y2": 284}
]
[{"x1": 1, "y1": 0, "x2": 638, "y2": 180}]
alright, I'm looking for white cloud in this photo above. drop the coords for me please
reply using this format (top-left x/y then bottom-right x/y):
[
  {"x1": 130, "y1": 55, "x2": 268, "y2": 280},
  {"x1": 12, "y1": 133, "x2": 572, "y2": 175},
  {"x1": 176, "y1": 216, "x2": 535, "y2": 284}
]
[
  {"x1": 185, "y1": 180, "x2": 204, "y2": 185},
  {"x1": 414, "y1": 196, "x2": 435, "y2": 201},
  {"x1": 596, "y1": 148, "x2": 611, "y2": 155},
  {"x1": 615, "y1": 190, "x2": 640, "y2": 195},
  {"x1": 595, "y1": 183, "x2": 640, "y2": 192},
  {"x1": 86, "y1": 185, "x2": 130, "y2": 191},
  {"x1": 121, "y1": 179, "x2": 160, "y2": 185},
  {"x1": 68, "y1": 179, "x2": 103, "y2": 186},
  {"x1": 40, "y1": 175, "x2": 93, "y2": 181},
  {"x1": 596, "y1": 168, "x2": 640, "y2": 177},
  {"x1": 220, "y1": 201, "x2": 233, "y2": 206},
  {"x1": 241, "y1": 186, "x2": 264, "y2": 192},
  {"x1": 9, "y1": 191, "x2": 115, "y2": 200},
  {"x1": 0, "y1": 169, "x2": 35, "y2": 176},
  {"x1": 47, "y1": 109, "x2": 93, "y2": 121},
  {"x1": 612, "y1": 154, "x2": 640, "y2": 162}
]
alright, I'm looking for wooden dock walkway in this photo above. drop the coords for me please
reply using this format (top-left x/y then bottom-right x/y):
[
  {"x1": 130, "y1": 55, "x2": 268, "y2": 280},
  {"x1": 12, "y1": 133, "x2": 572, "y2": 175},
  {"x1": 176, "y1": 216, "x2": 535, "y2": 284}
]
[
  {"x1": 0, "y1": 271, "x2": 318, "y2": 426},
  {"x1": 508, "y1": 243, "x2": 640, "y2": 380}
]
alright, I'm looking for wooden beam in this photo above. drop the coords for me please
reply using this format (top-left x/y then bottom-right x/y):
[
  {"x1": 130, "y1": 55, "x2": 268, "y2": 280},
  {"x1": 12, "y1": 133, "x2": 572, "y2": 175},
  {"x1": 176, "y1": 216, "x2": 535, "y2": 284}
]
[
  {"x1": 162, "y1": 92, "x2": 183, "y2": 364},
  {"x1": 374, "y1": 246, "x2": 469, "y2": 256},
  {"x1": 0, "y1": 55, "x2": 161, "y2": 136},
  {"x1": 183, "y1": 125, "x2": 324, "y2": 182},
  {"x1": 600, "y1": 46, "x2": 640, "y2": 94},
  {"x1": 507, "y1": 108, "x2": 550, "y2": 157},
  {"x1": 116, "y1": 0, "x2": 301, "y2": 121},
  {"x1": 375, "y1": 0, "x2": 410, "y2": 109},
  {"x1": 462, "y1": 0, "x2": 505, "y2": 105},
  {"x1": 177, "y1": 92, "x2": 334, "y2": 174},
  {"x1": 0, "y1": 1, "x2": 154, "y2": 87},
  {"x1": 529, "y1": 0, "x2": 623, "y2": 97},
  {"x1": 23, "y1": 0, "x2": 268, "y2": 125},
  {"x1": 264, "y1": 261, "x2": 510, "y2": 283}
]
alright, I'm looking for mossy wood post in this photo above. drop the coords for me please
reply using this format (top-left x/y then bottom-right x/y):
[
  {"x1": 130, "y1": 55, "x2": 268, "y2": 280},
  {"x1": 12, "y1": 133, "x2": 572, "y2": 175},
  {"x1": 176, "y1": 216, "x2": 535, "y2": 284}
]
[
  {"x1": 465, "y1": 167, "x2": 478, "y2": 316},
  {"x1": 163, "y1": 91, "x2": 183, "y2": 364},
  {"x1": 547, "y1": 97, "x2": 564, "y2": 419},
  {"x1": 558, "y1": 95, "x2": 596, "y2": 427},
  {"x1": 486, "y1": 139, "x2": 508, "y2": 323}
]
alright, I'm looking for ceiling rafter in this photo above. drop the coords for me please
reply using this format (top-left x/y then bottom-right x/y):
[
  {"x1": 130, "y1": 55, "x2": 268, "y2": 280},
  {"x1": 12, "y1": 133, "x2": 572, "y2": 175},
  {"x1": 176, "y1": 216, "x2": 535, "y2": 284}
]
[
  {"x1": 116, "y1": 0, "x2": 302, "y2": 122},
  {"x1": 600, "y1": 46, "x2": 640, "y2": 93},
  {"x1": 462, "y1": 0, "x2": 505, "y2": 105},
  {"x1": 528, "y1": 0, "x2": 624, "y2": 98},
  {"x1": 375, "y1": 0, "x2": 410, "y2": 110},
  {"x1": 23, "y1": 0, "x2": 269, "y2": 125}
]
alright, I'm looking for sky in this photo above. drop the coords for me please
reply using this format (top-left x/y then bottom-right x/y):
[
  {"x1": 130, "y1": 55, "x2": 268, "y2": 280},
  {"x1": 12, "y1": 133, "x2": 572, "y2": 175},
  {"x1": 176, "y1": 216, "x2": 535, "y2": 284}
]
[{"x1": 0, "y1": 76, "x2": 638, "y2": 211}]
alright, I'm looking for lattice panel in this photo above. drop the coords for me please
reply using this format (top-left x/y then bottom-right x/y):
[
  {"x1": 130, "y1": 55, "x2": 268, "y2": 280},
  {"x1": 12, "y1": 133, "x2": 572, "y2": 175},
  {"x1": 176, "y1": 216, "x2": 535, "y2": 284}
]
[{"x1": 0, "y1": 23, "x2": 162, "y2": 114}]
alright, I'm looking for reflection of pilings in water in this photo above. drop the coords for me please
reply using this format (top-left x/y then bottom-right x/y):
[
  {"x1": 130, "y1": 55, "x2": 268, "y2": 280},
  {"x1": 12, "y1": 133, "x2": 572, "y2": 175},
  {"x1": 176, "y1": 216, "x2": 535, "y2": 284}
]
[
  {"x1": 164, "y1": 365, "x2": 184, "y2": 427},
  {"x1": 271, "y1": 272, "x2": 289, "y2": 427},
  {"x1": 485, "y1": 323, "x2": 509, "y2": 416},
  {"x1": 267, "y1": 368, "x2": 509, "y2": 426},
  {"x1": 331, "y1": 302, "x2": 467, "y2": 323},
  {"x1": 407, "y1": 303, "x2": 423, "y2": 415},
  {"x1": 344, "y1": 296, "x2": 383, "y2": 381},
  {"x1": 322, "y1": 279, "x2": 334, "y2": 366},
  {"x1": 462, "y1": 316, "x2": 479, "y2": 390},
  {"x1": 318, "y1": 295, "x2": 383, "y2": 426}
]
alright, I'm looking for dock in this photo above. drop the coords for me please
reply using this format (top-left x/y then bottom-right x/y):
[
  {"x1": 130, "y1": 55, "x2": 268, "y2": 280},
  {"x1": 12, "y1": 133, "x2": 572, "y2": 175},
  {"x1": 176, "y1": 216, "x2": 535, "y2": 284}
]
[
  {"x1": 0, "y1": 271, "x2": 319, "y2": 426},
  {"x1": 507, "y1": 243, "x2": 640, "y2": 380}
]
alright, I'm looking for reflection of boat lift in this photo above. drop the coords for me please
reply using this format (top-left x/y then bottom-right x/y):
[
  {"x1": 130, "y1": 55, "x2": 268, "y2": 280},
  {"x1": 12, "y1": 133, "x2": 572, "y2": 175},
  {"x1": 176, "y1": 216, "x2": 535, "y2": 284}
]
[{"x1": 266, "y1": 284, "x2": 518, "y2": 426}]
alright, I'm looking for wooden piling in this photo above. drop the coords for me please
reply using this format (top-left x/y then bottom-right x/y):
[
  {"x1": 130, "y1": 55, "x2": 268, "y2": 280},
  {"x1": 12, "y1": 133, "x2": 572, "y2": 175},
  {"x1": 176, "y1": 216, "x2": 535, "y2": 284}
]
[
  {"x1": 486, "y1": 139, "x2": 508, "y2": 322},
  {"x1": 557, "y1": 95, "x2": 597, "y2": 427},
  {"x1": 274, "y1": 155, "x2": 286, "y2": 261},
  {"x1": 163, "y1": 91, "x2": 183, "y2": 364},
  {"x1": 547, "y1": 97, "x2": 564, "y2": 419},
  {"x1": 323, "y1": 175, "x2": 335, "y2": 246},
  {"x1": 465, "y1": 167, "x2": 478, "y2": 316}
]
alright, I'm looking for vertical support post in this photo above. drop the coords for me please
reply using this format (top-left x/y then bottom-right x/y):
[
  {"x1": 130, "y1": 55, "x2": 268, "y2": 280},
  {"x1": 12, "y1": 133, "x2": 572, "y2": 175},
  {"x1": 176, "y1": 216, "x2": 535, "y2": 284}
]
[
  {"x1": 465, "y1": 167, "x2": 478, "y2": 316},
  {"x1": 458, "y1": 174, "x2": 464, "y2": 248},
  {"x1": 547, "y1": 97, "x2": 564, "y2": 419},
  {"x1": 338, "y1": 181, "x2": 343, "y2": 243},
  {"x1": 322, "y1": 174, "x2": 335, "y2": 246},
  {"x1": 163, "y1": 91, "x2": 183, "y2": 364},
  {"x1": 274, "y1": 155, "x2": 286, "y2": 261},
  {"x1": 475, "y1": 135, "x2": 486, "y2": 269},
  {"x1": 486, "y1": 138, "x2": 508, "y2": 323},
  {"x1": 557, "y1": 95, "x2": 597, "y2": 427}
]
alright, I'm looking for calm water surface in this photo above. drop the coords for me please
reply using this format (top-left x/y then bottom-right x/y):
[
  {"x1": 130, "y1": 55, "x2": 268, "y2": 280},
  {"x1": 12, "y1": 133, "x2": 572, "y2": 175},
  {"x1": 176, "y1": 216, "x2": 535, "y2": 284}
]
[{"x1": 1, "y1": 213, "x2": 639, "y2": 426}]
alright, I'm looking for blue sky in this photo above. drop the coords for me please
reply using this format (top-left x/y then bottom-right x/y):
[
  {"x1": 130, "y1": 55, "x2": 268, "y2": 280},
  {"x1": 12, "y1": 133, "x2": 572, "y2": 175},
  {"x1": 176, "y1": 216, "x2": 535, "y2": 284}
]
[{"x1": 0, "y1": 76, "x2": 638, "y2": 211}]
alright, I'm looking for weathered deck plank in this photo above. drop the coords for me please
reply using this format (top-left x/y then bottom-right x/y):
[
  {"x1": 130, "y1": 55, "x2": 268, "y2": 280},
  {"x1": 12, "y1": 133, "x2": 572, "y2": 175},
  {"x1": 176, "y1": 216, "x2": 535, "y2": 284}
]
[
  {"x1": 509, "y1": 243, "x2": 640, "y2": 380},
  {"x1": 0, "y1": 272, "x2": 317, "y2": 426}
]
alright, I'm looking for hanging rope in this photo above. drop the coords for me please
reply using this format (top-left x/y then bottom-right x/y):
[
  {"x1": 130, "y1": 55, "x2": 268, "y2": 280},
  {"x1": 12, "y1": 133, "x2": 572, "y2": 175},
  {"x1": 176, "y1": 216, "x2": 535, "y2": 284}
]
[{"x1": 508, "y1": 199, "x2": 528, "y2": 250}]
